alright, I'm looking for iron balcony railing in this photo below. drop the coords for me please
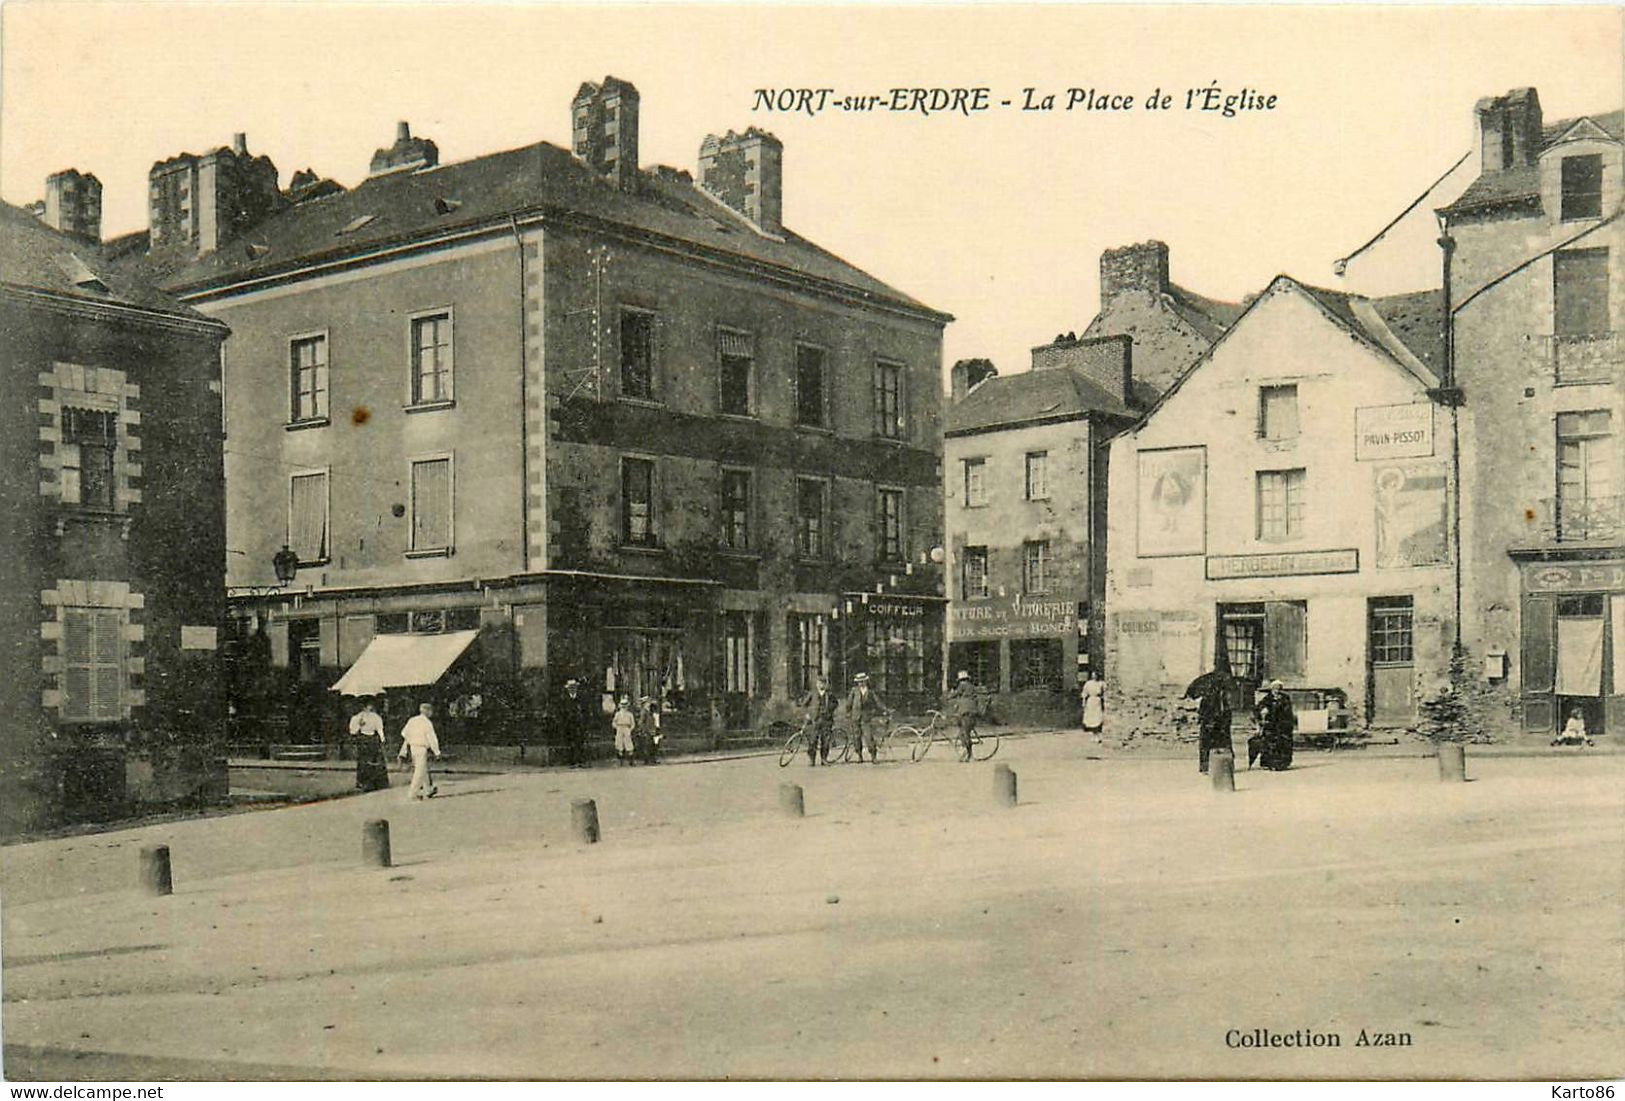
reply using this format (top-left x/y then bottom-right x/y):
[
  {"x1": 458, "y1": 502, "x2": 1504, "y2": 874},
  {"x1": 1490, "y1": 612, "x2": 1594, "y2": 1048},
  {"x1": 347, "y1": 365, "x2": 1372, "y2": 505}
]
[
  {"x1": 1538, "y1": 332, "x2": 1623, "y2": 386},
  {"x1": 1534, "y1": 494, "x2": 1624, "y2": 543}
]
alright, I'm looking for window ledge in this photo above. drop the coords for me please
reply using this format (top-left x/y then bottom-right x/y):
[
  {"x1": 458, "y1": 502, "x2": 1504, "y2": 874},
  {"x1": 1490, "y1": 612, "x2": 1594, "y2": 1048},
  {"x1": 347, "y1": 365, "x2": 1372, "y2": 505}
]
[
  {"x1": 296, "y1": 557, "x2": 330, "y2": 569},
  {"x1": 285, "y1": 418, "x2": 331, "y2": 432},
  {"x1": 795, "y1": 556, "x2": 831, "y2": 566},
  {"x1": 405, "y1": 547, "x2": 453, "y2": 560},
  {"x1": 619, "y1": 397, "x2": 664, "y2": 410},
  {"x1": 716, "y1": 411, "x2": 758, "y2": 423},
  {"x1": 1025, "y1": 495, "x2": 1052, "y2": 503},
  {"x1": 404, "y1": 400, "x2": 456, "y2": 415},
  {"x1": 619, "y1": 542, "x2": 665, "y2": 555},
  {"x1": 794, "y1": 423, "x2": 835, "y2": 436}
]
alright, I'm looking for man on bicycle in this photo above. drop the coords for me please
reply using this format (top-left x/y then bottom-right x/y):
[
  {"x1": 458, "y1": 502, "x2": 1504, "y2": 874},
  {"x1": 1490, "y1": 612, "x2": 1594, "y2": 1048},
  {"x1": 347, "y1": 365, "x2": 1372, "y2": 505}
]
[
  {"x1": 845, "y1": 672, "x2": 890, "y2": 763},
  {"x1": 802, "y1": 674, "x2": 840, "y2": 766},
  {"x1": 947, "y1": 670, "x2": 980, "y2": 761}
]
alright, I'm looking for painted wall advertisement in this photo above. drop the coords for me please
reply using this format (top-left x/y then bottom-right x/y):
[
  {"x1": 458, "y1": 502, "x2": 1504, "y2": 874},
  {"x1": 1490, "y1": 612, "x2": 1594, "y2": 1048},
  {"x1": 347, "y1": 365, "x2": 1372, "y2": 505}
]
[
  {"x1": 950, "y1": 593, "x2": 1075, "y2": 643},
  {"x1": 1374, "y1": 462, "x2": 1449, "y2": 568},
  {"x1": 1137, "y1": 446, "x2": 1206, "y2": 557}
]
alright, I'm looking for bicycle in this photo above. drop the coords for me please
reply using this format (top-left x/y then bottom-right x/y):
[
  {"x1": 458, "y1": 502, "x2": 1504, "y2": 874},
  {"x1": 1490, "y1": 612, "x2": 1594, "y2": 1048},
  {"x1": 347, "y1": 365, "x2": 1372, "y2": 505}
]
[
  {"x1": 776, "y1": 715, "x2": 852, "y2": 767},
  {"x1": 905, "y1": 709, "x2": 1000, "y2": 763}
]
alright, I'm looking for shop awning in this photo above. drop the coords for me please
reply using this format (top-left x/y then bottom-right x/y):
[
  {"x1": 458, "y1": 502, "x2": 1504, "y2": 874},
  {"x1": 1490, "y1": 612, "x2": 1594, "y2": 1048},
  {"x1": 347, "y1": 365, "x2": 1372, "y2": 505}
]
[{"x1": 331, "y1": 630, "x2": 479, "y2": 697}]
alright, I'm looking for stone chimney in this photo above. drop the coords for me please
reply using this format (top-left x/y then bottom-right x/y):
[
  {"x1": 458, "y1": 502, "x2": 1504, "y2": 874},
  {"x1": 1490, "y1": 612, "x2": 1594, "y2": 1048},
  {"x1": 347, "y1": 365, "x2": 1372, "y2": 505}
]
[
  {"x1": 42, "y1": 169, "x2": 102, "y2": 241},
  {"x1": 148, "y1": 133, "x2": 284, "y2": 257},
  {"x1": 572, "y1": 77, "x2": 641, "y2": 191},
  {"x1": 949, "y1": 358, "x2": 998, "y2": 402},
  {"x1": 1031, "y1": 334, "x2": 1135, "y2": 407},
  {"x1": 368, "y1": 121, "x2": 439, "y2": 178},
  {"x1": 1476, "y1": 87, "x2": 1544, "y2": 173},
  {"x1": 697, "y1": 128, "x2": 784, "y2": 235},
  {"x1": 1100, "y1": 240, "x2": 1170, "y2": 306}
]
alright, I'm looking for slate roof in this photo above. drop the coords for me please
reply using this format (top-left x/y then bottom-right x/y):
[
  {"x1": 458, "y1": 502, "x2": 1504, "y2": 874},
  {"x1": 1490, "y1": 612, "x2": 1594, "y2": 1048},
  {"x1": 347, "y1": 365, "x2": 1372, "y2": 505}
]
[
  {"x1": 1297, "y1": 283, "x2": 1444, "y2": 385},
  {"x1": 945, "y1": 358, "x2": 1140, "y2": 435},
  {"x1": 118, "y1": 140, "x2": 944, "y2": 318},
  {"x1": 0, "y1": 201, "x2": 219, "y2": 325},
  {"x1": 1164, "y1": 283, "x2": 1246, "y2": 343},
  {"x1": 1439, "y1": 110, "x2": 1623, "y2": 216}
]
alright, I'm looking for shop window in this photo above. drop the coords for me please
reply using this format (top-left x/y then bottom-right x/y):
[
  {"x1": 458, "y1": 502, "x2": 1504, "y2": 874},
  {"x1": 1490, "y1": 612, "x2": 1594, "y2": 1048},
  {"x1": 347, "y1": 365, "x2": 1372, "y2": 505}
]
[
  {"x1": 1010, "y1": 638, "x2": 1063, "y2": 692},
  {"x1": 620, "y1": 308, "x2": 656, "y2": 401},
  {"x1": 866, "y1": 618, "x2": 925, "y2": 695},
  {"x1": 1258, "y1": 384, "x2": 1299, "y2": 442},
  {"x1": 961, "y1": 545, "x2": 989, "y2": 599},
  {"x1": 952, "y1": 641, "x2": 1000, "y2": 690},
  {"x1": 375, "y1": 613, "x2": 409, "y2": 634},
  {"x1": 1560, "y1": 154, "x2": 1603, "y2": 221},
  {"x1": 60, "y1": 407, "x2": 116, "y2": 509},
  {"x1": 723, "y1": 611, "x2": 751, "y2": 695},
  {"x1": 1257, "y1": 468, "x2": 1307, "y2": 542},
  {"x1": 718, "y1": 329, "x2": 753, "y2": 417},
  {"x1": 607, "y1": 631, "x2": 686, "y2": 712},
  {"x1": 796, "y1": 344, "x2": 826, "y2": 428}
]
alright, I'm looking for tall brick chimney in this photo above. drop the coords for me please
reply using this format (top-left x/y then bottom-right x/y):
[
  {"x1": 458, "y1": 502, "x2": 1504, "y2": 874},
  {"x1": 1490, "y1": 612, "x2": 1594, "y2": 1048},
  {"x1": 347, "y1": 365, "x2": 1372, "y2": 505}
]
[
  {"x1": 949, "y1": 358, "x2": 998, "y2": 402},
  {"x1": 572, "y1": 77, "x2": 641, "y2": 191},
  {"x1": 1031, "y1": 334, "x2": 1135, "y2": 407},
  {"x1": 148, "y1": 133, "x2": 283, "y2": 257},
  {"x1": 697, "y1": 128, "x2": 784, "y2": 235},
  {"x1": 1099, "y1": 240, "x2": 1170, "y2": 306},
  {"x1": 41, "y1": 169, "x2": 102, "y2": 241},
  {"x1": 1476, "y1": 87, "x2": 1544, "y2": 173},
  {"x1": 368, "y1": 121, "x2": 439, "y2": 178}
]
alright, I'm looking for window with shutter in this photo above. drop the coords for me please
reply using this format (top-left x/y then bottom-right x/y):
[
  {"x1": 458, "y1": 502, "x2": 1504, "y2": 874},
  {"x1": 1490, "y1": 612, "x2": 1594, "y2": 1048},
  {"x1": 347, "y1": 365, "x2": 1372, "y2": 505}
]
[
  {"x1": 410, "y1": 458, "x2": 452, "y2": 551},
  {"x1": 61, "y1": 607, "x2": 122, "y2": 721},
  {"x1": 289, "y1": 472, "x2": 329, "y2": 563},
  {"x1": 1555, "y1": 250, "x2": 1610, "y2": 339}
]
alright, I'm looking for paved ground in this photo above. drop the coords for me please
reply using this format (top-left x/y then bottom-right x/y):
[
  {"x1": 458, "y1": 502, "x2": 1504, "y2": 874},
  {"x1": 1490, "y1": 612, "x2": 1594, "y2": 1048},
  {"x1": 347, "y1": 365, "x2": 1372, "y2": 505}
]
[{"x1": 2, "y1": 738, "x2": 1621, "y2": 1081}]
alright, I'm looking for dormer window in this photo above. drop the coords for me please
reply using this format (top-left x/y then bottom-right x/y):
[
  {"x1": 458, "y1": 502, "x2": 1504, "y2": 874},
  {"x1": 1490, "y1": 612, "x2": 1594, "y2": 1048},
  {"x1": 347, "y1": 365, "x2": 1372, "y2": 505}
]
[{"x1": 1561, "y1": 155, "x2": 1603, "y2": 221}]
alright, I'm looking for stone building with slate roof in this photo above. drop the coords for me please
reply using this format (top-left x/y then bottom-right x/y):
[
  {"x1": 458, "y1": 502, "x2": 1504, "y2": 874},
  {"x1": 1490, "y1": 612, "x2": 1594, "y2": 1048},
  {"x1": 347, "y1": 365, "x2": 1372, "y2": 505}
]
[
  {"x1": 1438, "y1": 88, "x2": 1624, "y2": 739},
  {"x1": 1, "y1": 199, "x2": 230, "y2": 834},
  {"x1": 942, "y1": 242, "x2": 1236, "y2": 724},
  {"x1": 106, "y1": 77, "x2": 951, "y2": 750},
  {"x1": 1104, "y1": 275, "x2": 1449, "y2": 734}
]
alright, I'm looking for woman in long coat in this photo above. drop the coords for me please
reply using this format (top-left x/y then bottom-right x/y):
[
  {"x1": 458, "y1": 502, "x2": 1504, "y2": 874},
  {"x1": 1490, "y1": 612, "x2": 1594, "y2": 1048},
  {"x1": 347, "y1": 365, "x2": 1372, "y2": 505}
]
[{"x1": 350, "y1": 698, "x2": 390, "y2": 791}]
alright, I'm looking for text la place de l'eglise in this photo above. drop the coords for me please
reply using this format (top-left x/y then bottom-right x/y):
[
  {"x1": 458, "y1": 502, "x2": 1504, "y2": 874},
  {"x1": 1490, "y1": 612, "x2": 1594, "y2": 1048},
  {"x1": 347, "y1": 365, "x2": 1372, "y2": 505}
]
[{"x1": 1226, "y1": 1028, "x2": 1415, "y2": 1049}]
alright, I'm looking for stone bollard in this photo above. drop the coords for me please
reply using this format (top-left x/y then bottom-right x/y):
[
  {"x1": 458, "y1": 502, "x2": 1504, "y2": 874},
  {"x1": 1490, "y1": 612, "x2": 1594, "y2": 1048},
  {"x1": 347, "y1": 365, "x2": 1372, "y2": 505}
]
[
  {"x1": 362, "y1": 818, "x2": 392, "y2": 868},
  {"x1": 993, "y1": 763, "x2": 1017, "y2": 807},
  {"x1": 571, "y1": 798, "x2": 601, "y2": 844},
  {"x1": 1437, "y1": 741, "x2": 1466, "y2": 783},
  {"x1": 1210, "y1": 750, "x2": 1235, "y2": 793},
  {"x1": 778, "y1": 782, "x2": 805, "y2": 818},
  {"x1": 138, "y1": 844, "x2": 173, "y2": 896}
]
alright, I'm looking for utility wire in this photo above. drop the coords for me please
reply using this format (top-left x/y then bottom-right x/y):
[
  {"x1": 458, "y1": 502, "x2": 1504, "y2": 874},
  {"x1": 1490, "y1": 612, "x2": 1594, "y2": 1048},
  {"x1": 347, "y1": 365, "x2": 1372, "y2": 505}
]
[{"x1": 1333, "y1": 149, "x2": 1472, "y2": 276}]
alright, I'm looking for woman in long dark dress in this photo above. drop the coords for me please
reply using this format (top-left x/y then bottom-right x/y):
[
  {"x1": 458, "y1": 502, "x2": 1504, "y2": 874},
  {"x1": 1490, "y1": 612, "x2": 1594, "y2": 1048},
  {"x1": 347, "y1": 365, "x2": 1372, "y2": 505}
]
[{"x1": 350, "y1": 699, "x2": 390, "y2": 791}]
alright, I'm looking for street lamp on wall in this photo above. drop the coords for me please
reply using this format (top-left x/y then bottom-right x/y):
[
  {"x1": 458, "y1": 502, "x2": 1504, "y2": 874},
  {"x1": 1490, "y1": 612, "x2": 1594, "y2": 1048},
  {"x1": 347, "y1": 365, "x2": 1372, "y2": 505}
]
[{"x1": 272, "y1": 544, "x2": 300, "y2": 587}]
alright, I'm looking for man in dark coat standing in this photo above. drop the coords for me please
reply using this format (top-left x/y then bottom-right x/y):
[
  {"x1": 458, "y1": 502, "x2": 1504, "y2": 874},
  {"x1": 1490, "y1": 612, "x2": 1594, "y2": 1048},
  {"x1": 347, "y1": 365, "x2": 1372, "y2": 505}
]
[
  {"x1": 558, "y1": 678, "x2": 593, "y2": 768},
  {"x1": 1185, "y1": 659, "x2": 1235, "y2": 774},
  {"x1": 845, "y1": 672, "x2": 891, "y2": 763},
  {"x1": 801, "y1": 675, "x2": 840, "y2": 765}
]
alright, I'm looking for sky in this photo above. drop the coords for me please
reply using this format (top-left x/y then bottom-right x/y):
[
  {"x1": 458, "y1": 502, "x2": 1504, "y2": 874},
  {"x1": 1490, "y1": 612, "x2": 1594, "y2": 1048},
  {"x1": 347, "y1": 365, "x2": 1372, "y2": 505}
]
[{"x1": 2, "y1": 2, "x2": 1621, "y2": 376}]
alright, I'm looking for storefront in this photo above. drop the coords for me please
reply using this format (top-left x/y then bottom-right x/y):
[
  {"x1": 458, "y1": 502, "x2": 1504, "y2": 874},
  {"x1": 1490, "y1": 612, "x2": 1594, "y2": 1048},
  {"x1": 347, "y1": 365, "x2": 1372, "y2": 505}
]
[
  {"x1": 838, "y1": 593, "x2": 947, "y2": 713},
  {"x1": 948, "y1": 593, "x2": 1085, "y2": 723},
  {"x1": 1517, "y1": 557, "x2": 1625, "y2": 736}
]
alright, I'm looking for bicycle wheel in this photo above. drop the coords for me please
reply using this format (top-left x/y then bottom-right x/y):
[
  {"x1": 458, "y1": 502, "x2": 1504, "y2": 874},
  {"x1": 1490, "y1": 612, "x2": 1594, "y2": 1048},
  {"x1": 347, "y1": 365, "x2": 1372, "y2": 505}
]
[
  {"x1": 902, "y1": 726, "x2": 932, "y2": 762},
  {"x1": 778, "y1": 731, "x2": 806, "y2": 768},
  {"x1": 826, "y1": 726, "x2": 853, "y2": 764},
  {"x1": 970, "y1": 730, "x2": 1001, "y2": 761}
]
